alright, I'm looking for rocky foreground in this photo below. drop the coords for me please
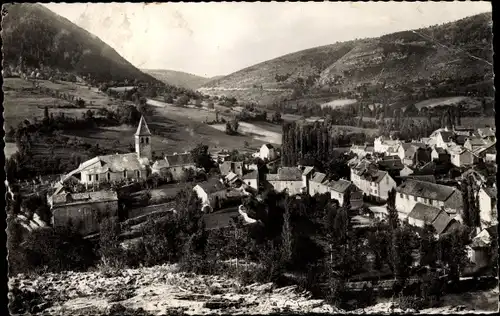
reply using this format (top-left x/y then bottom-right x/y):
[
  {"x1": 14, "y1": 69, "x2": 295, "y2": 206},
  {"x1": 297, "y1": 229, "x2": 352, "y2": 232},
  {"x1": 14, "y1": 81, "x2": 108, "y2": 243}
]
[{"x1": 8, "y1": 264, "x2": 341, "y2": 315}]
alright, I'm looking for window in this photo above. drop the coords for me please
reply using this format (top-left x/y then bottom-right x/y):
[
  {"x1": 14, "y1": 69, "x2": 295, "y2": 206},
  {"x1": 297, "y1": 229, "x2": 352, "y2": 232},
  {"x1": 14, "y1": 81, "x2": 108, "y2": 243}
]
[
  {"x1": 400, "y1": 193, "x2": 403, "y2": 198},
  {"x1": 429, "y1": 199, "x2": 433, "y2": 205},
  {"x1": 123, "y1": 170, "x2": 127, "y2": 178},
  {"x1": 141, "y1": 137, "x2": 144, "y2": 144},
  {"x1": 136, "y1": 170, "x2": 140, "y2": 178},
  {"x1": 95, "y1": 174, "x2": 99, "y2": 181},
  {"x1": 386, "y1": 176, "x2": 389, "y2": 184},
  {"x1": 414, "y1": 196, "x2": 417, "y2": 201},
  {"x1": 145, "y1": 137, "x2": 149, "y2": 144},
  {"x1": 248, "y1": 181, "x2": 251, "y2": 185},
  {"x1": 107, "y1": 173, "x2": 111, "y2": 181},
  {"x1": 88, "y1": 174, "x2": 92, "y2": 181}
]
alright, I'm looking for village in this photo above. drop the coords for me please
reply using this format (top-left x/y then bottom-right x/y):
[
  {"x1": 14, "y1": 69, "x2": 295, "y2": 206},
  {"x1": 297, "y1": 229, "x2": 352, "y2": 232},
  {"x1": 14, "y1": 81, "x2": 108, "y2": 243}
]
[{"x1": 9, "y1": 109, "x2": 497, "y2": 276}]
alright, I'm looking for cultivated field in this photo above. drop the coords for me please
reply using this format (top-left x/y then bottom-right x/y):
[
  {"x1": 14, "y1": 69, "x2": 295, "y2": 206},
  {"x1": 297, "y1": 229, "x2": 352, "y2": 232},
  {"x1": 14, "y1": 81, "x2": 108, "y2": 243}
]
[
  {"x1": 320, "y1": 98, "x2": 357, "y2": 109},
  {"x1": 3, "y1": 78, "x2": 119, "y2": 129},
  {"x1": 414, "y1": 96, "x2": 472, "y2": 110}
]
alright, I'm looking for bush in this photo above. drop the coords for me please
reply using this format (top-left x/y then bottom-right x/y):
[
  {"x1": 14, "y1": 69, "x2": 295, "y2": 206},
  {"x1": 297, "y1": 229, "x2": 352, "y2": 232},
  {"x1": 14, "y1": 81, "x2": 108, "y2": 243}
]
[{"x1": 98, "y1": 217, "x2": 125, "y2": 269}]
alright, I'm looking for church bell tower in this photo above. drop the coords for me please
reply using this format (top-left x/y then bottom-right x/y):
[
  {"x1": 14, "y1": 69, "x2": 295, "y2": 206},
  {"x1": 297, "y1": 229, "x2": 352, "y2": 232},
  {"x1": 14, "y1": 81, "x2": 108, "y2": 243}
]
[{"x1": 135, "y1": 116, "x2": 152, "y2": 160}]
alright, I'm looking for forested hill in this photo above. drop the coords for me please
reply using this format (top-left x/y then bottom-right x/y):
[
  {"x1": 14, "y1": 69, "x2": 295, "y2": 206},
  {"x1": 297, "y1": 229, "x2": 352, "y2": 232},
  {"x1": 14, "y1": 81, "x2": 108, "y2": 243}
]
[
  {"x1": 142, "y1": 69, "x2": 217, "y2": 90},
  {"x1": 199, "y1": 12, "x2": 493, "y2": 108},
  {"x1": 1, "y1": 3, "x2": 159, "y2": 84}
]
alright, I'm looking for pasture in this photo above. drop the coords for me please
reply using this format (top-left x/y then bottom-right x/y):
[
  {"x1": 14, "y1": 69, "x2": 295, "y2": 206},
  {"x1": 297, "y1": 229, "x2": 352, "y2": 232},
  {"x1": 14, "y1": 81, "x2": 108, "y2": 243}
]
[
  {"x1": 3, "y1": 78, "x2": 121, "y2": 128},
  {"x1": 321, "y1": 98, "x2": 357, "y2": 109}
]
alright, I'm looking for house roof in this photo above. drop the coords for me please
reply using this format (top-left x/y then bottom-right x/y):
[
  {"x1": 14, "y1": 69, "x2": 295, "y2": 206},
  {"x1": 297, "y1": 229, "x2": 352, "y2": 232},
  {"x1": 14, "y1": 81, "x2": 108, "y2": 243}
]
[
  {"x1": 52, "y1": 190, "x2": 118, "y2": 207},
  {"x1": 477, "y1": 127, "x2": 495, "y2": 138},
  {"x1": 267, "y1": 167, "x2": 302, "y2": 181},
  {"x1": 377, "y1": 159, "x2": 404, "y2": 171},
  {"x1": 396, "y1": 179, "x2": 458, "y2": 202},
  {"x1": 225, "y1": 172, "x2": 238, "y2": 182},
  {"x1": 77, "y1": 153, "x2": 147, "y2": 174},
  {"x1": 408, "y1": 203, "x2": 441, "y2": 223},
  {"x1": 165, "y1": 153, "x2": 194, "y2": 167},
  {"x1": 466, "y1": 137, "x2": 487, "y2": 147},
  {"x1": 327, "y1": 179, "x2": 352, "y2": 193},
  {"x1": 263, "y1": 144, "x2": 274, "y2": 149},
  {"x1": 473, "y1": 141, "x2": 496, "y2": 155},
  {"x1": 433, "y1": 147, "x2": 448, "y2": 154},
  {"x1": 439, "y1": 131, "x2": 454, "y2": 142},
  {"x1": 135, "y1": 116, "x2": 152, "y2": 136},
  {"x1": 432, "y1": 209, "x2": 454, "y2": 235},
  {"x1": 405, "y1": 175, "x2": 436, "y2": 183},
  {"x1": 455, "y1": 135, "x2": 468, "y2": 145},
  {"x1": 196, "y1": 178, "x2": 226, "y2": 194},
  {"x1": 302, "y1": 166, "x2": 314, "y2": 177},
  {"x1": 471, "y1": 228, "x2": 493, "y2": 248},
  {"x1": 242, "y1": 170, "x2": 258, "y2": 180},
  {"x1": 311, "y1": 172, "x2": 327, "y2": 184}
]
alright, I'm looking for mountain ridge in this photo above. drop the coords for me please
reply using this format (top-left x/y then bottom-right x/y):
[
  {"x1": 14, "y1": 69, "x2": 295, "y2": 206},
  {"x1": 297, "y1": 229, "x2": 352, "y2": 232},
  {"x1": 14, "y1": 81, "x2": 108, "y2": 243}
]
[
  {"x1": 199, "y1": 12, "x2": 493, "y2": 109},
  {"x1": 142, "y1": 69, "x2": 223, "y2": 90},
  {"x1": 1, "y1": 3, "x2": 160, "y2": 85}
]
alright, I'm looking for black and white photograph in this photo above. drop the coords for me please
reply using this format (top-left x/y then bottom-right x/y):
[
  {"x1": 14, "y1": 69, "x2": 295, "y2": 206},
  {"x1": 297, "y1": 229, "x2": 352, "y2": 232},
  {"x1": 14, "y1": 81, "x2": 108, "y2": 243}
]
[{"x1": 2, "y1": 1, "x2": 497, "y2": 315}]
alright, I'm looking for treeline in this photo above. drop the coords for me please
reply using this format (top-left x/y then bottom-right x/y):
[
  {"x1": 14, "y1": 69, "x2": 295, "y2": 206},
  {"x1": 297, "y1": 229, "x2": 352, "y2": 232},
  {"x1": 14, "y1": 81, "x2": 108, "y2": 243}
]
[
  {"x1": 281, "y1": 120, "x2": 370, "y2": 167},
  {"x1": 377, "y1": 114, "x2": 442, "y2": 141}
]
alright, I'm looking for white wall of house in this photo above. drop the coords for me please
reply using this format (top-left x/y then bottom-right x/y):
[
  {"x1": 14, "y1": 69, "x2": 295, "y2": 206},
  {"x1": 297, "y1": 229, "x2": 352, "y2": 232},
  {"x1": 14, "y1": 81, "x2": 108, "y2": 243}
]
[
  {"x1": 245, "y1": 178, "x2": 258, "y2": 190},
  {"x1": 80, "y1": 168, "x2": 147, "y2": 185},
  {"x1": 408, "y1": 216, "x2": 425, "y2": 228},
  {"x1": 397, "y1": 146, "x2": 406, "y2": 162},
  {"x1": 451, "y1": 151, "x2": 474, "y2": 167},
  {"x1": 309, "y1": 181, "x2": 329, "y2": 196},
  {"x1": 268, "y1": 180, "x2": 302, "y2": 195},
  {"x1": 377, "y1": 174, "x2": 397, "y2": 200},
  {"x1": 193, "y1": 185, "x2": 210, "y2": 206},
  {"x1": 395, "y1": 193, "x2": 445, "y2": 219},
  {"x1": 479, "y1": 188, "x2": 498, "y2": 229},
  {"x1": 330, "y1": 190, "x2": 345, "y2": 205},
  {"x1": 260, "y1": 145, "x2": 277, "y2": 161}
]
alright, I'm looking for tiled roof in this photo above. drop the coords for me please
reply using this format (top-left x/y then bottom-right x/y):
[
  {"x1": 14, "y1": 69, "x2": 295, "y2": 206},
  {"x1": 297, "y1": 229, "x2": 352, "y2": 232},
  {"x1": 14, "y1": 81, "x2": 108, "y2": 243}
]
[
  {"x1": 242, "y1": 170, "x2": 258, "y2": 180},
  {"x1": 165, "y1": 153, "x2": 194, "y2": 167},
  {"x1": 405, "y1": 175, "x2": 436, "y2": 183},
  {"x1": 196, "y1": 178, "x2": 226, "y2": 194},
  {"x1": 432, "y1": 210, "x2": 454, "y2": 235},
  {"x1": 225, "y1": 172, "x2": 238, "y2": 182},
  {"x1": 302, "y1": 166, "x2": 314, "y2": 176},
  {"x1": 311, "y1": 172, "x2": 327, "y2": 184},
  {"x1": 327, "y1": 179, "x2": 352, "y2": 193},
  {"x1": 396, "y1": 179, "x2": 458, "y2": 202},
  {"x1": 267, "y1": 167, "x2": 302, "y2": 181},
  {"x1": 466, "y1": 137, "x2": 487, "y2": 147},
  {"x1": 378, "y1": 159, "x2": 404, "y2": 171},
  {"x1": 439, "y1": 131, "x2": 454, "y2": 142},
  {"x1": 52, "y1": 190, "x2": 118, "y2": 206},
  {"x1": 408, "y1": 203, "x2": 441, "y2": 223},
  {"x1": 477, "y1": 127, "x2": 495, "y2": 138},
  {"x1": 135, "y1": 116, "x2": 152, "y2": 136},
  {"x1": 78, "y1": 153, "x2": 147, "y2": 174}
]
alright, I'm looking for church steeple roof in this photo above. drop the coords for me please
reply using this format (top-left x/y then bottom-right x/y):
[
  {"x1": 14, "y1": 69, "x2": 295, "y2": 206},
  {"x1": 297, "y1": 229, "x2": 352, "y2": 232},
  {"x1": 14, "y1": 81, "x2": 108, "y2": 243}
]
[{"x1": 135, "y1": 116, "x2": 151, "y2": 136}]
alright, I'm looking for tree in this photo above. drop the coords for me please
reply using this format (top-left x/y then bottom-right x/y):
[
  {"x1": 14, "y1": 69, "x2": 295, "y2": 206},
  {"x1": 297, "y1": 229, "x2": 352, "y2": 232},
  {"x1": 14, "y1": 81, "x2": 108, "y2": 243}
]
[
  {"x1": 281, "y1": 199, "x2": 293, "y2": 265},
  {"x1": 461, "y1": 176, "x2": 480, "y2": 229},
  {"x1": 190, "y1": 143, "x2": 215, "y2": 172},
  {"x1": 387, "y1": 188, "x2": 399, "y2": 230},
  {"x1": 175, "y1": 94, "x2": 190, "y2": 107},
  {"x1": 164, "y1": 94, "x2": 174, "y2": 103},
  {"x1": 207, "y1": 101, "x2": 215, "y2": 110},
  {"x1": 195, "y1": 99, "x2": 203, "y2": 108}
]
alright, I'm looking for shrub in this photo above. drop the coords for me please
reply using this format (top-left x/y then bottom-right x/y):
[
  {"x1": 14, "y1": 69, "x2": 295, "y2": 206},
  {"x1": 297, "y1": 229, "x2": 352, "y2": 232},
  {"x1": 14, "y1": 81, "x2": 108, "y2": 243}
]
[{"x1": 98, "y1": 217, "x2": 125, "y2": 269}]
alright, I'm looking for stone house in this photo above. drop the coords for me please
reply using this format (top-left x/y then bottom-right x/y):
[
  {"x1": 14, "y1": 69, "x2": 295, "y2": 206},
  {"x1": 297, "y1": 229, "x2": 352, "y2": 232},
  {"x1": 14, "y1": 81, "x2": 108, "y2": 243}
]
[
  {"x1": 219, "y1": 161, "x2": 245, "y2": 177},
  {"x1": 151, "y1": 152, "x2": 196, "y2": 181},
  {"x1": 395, "y1": 179, "x2": 463, "y2": 221},
  {"x1": 50, "y1": 190, "x2": 119, "y2": 235},
  {"x1": 193, "y1": 178, "x2": 228, "y2": 210},
  {"x1": 259, "y1": 144, "x2": 277, "y2": 161},
  {"x1": 448, "y1": 145, "x2": 474, "y2": 168},
  {"x1": 407, "y1": 203, "x2": 458, "y2": 236},
  {"x1": 242, "y1": 170, "x2": 259, "y2": 191},
  {"x1": 266, "y1": 167, "x2": 303, "y2": 195},
  {"x1": 350, "y1": 161, "x2": 397, "y2": 201}
]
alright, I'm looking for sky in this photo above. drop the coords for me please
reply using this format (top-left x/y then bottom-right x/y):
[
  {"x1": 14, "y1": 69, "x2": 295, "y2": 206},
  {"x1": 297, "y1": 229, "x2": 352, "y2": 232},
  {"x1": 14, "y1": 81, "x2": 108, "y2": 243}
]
[{"x1": 43, "y1": 2, "x2": 491, "y2": 78}]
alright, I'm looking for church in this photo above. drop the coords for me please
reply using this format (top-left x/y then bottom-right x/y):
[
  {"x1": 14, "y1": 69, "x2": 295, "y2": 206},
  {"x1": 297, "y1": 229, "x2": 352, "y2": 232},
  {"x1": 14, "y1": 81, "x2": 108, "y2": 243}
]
[{"x1": 59, "y1": 116, "x2": 153, "y2": 186}]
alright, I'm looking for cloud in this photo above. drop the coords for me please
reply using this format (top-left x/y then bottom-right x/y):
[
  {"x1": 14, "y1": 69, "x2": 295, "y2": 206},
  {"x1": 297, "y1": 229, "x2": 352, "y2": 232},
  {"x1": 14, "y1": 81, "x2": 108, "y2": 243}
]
[{"x1": 44, "y1": 2, "x2": 491, "y2": 77}]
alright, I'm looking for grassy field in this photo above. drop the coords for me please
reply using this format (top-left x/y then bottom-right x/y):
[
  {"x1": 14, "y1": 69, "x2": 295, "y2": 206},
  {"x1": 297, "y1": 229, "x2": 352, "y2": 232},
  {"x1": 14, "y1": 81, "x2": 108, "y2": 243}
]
[
  {"x1": 414, "y1": 96, "x2": 472, "y2": 110},
  {"x1": 3, "y1": 78, "x2": 121, "y2": 129}
]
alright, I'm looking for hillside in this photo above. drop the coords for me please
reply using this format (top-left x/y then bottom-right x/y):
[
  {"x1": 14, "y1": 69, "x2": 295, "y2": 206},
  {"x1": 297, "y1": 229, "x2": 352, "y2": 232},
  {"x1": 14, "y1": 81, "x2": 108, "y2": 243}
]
[
  {"x1": 1, "y1": 3, "x2": 159, "y2": 84},
  {"x1": 199, "y1": 13, "x2": 493, "y2": 109},
  {"x1": 142, "y1": 69, "x2": 216, "y2": 90}
]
